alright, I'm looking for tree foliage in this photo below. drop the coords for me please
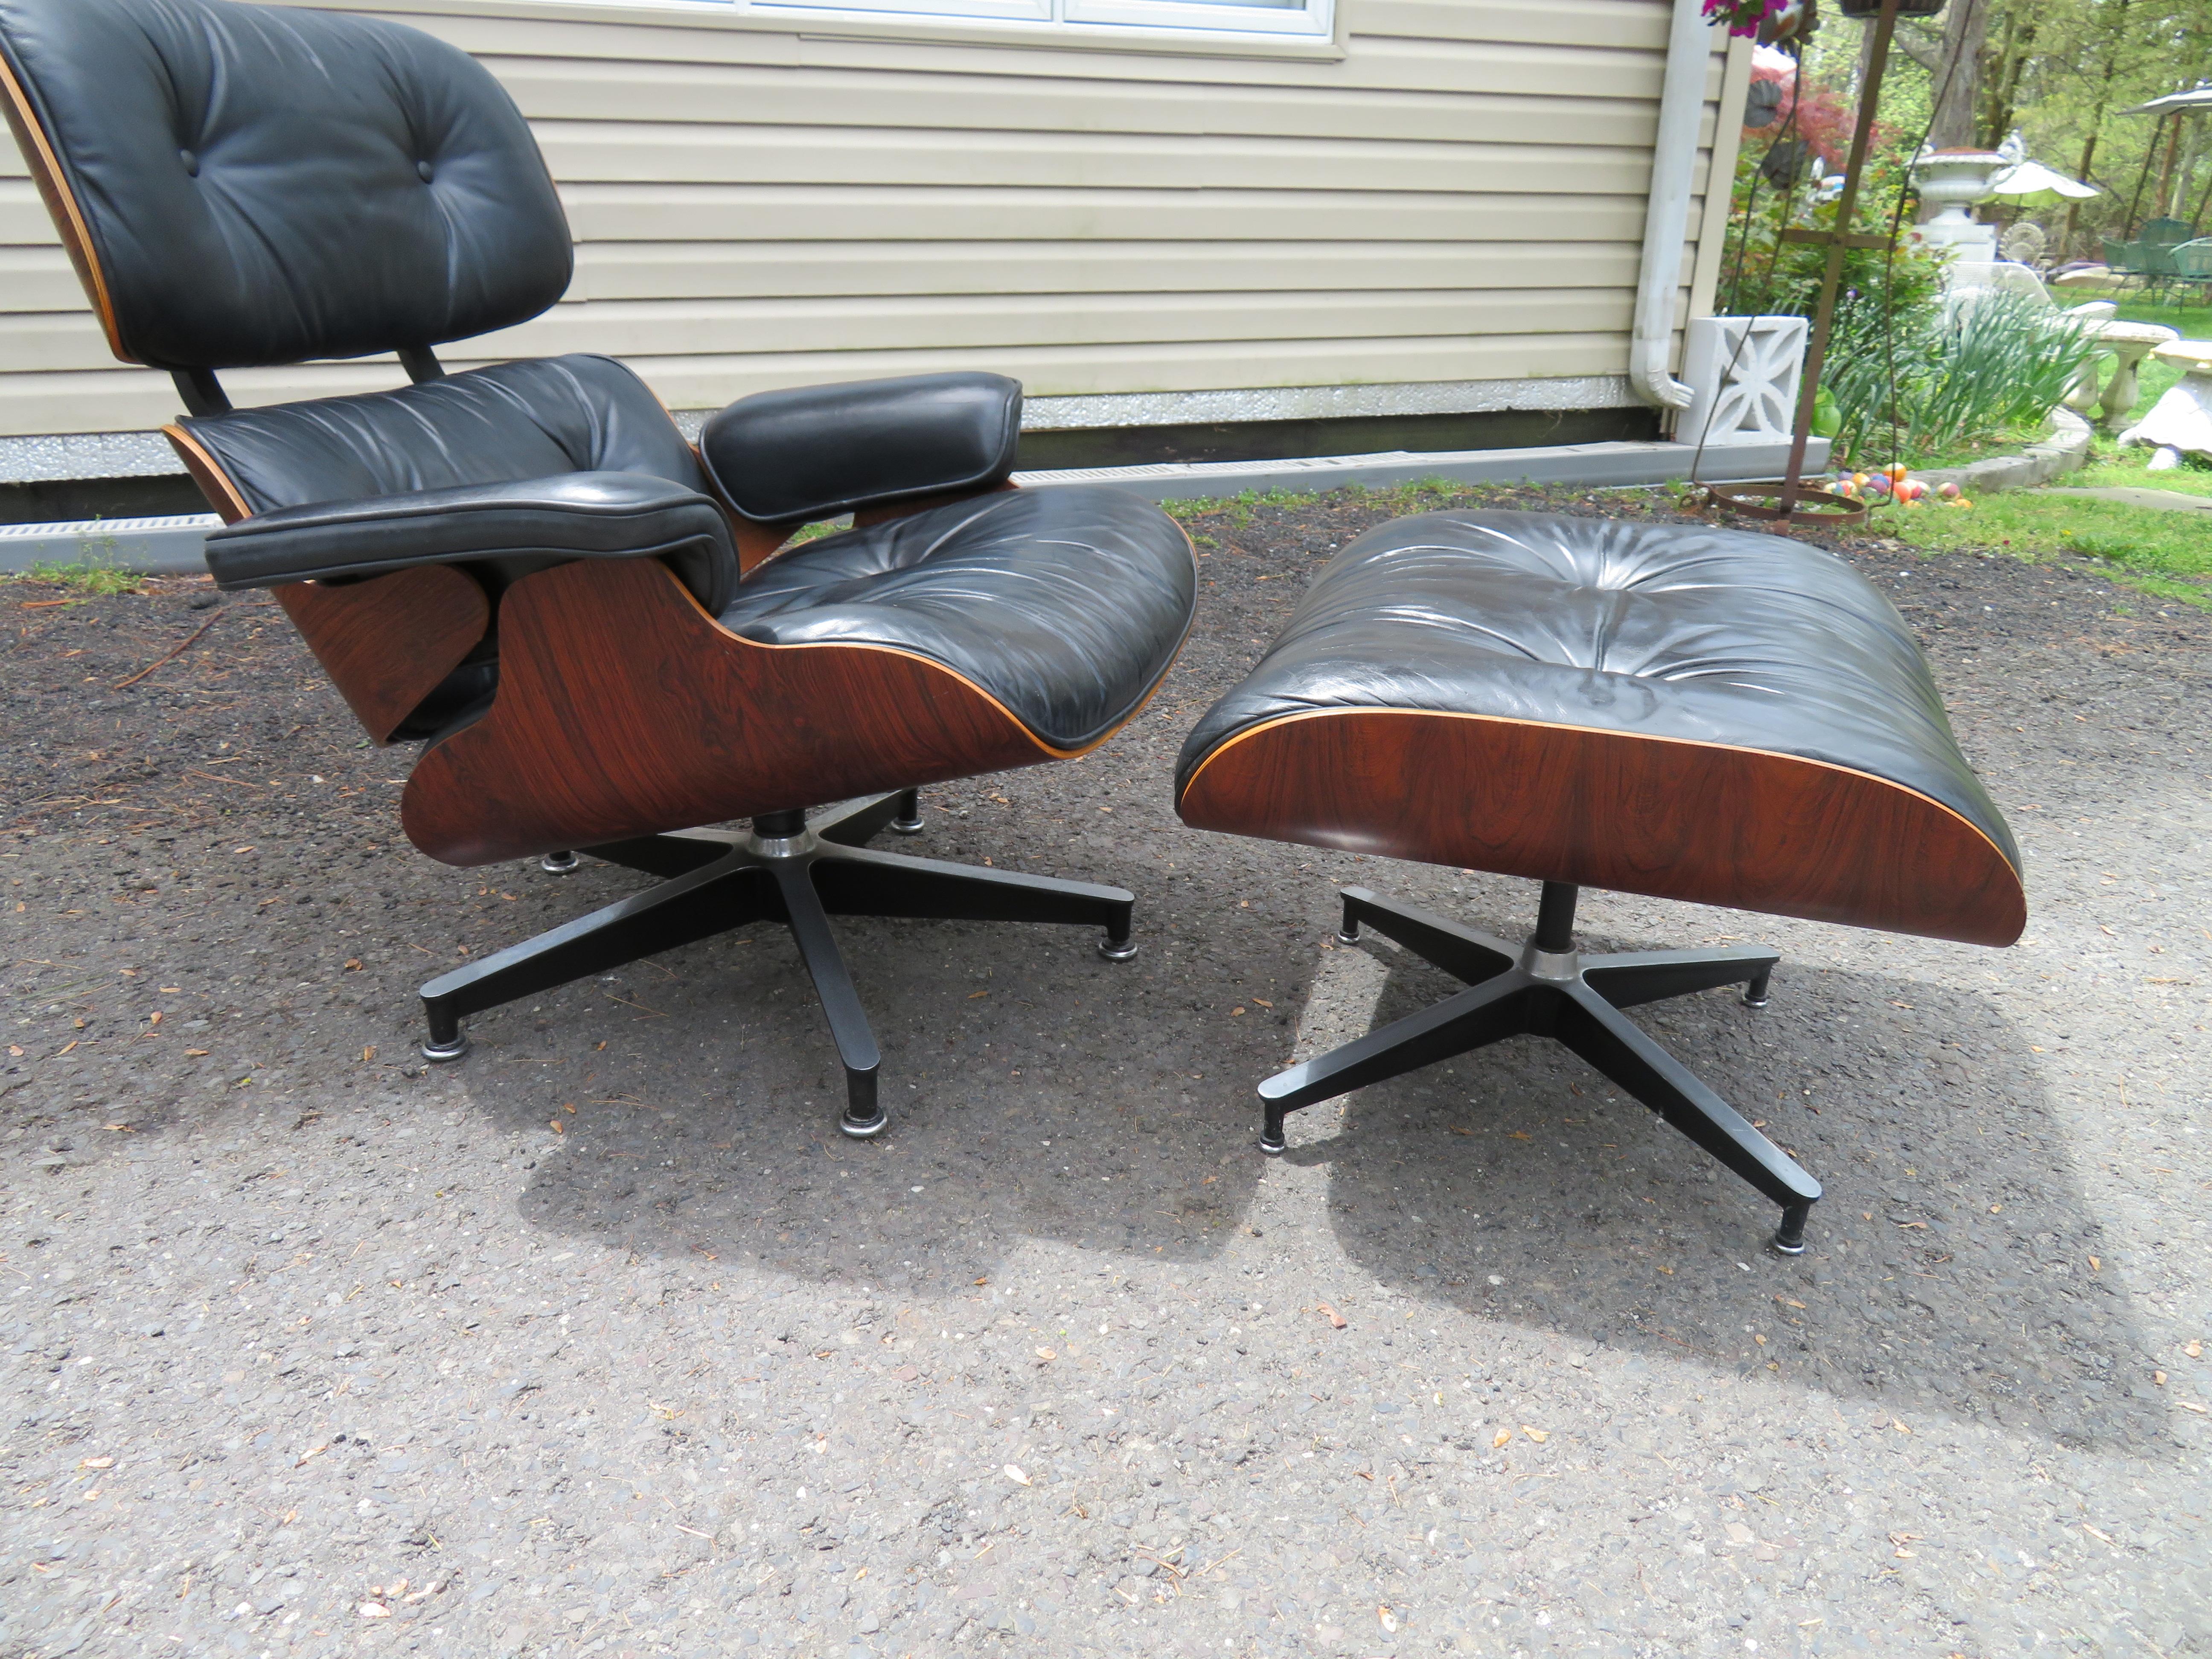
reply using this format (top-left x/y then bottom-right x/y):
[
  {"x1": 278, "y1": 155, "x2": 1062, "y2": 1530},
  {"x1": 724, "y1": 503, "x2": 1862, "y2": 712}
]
[{"x1": 1783, "y1": 0, "x2": 2212, "y2": 256}]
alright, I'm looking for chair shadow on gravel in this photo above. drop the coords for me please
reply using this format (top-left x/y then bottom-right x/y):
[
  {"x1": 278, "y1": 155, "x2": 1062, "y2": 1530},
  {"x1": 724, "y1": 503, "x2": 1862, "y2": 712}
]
[
  {"x1": 443, "y1": 867, "x2": 1281, "y2": 1289},
  {"x1": 1278, "y1": 938, "x2": 2172, "y2": 1457}
]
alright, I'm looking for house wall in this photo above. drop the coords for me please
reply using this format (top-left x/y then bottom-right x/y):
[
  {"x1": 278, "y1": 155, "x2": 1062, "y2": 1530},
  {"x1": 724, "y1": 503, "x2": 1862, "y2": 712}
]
[{"x1": 0, "y1": 0, "x2": 1752, "y2": 441}]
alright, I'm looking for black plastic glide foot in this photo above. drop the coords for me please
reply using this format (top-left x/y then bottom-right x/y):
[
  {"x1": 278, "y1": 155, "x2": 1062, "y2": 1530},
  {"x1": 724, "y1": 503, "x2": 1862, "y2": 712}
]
[
  {"x1": 540, "y1": 850, "x2": 580, "y2": 875},
  {"x1": 1259, "y1": 1103, "x2": 1287, "y2": 1155},
  {"x1": 841, "y1": 1067, "x2": 888, "y2": 1139},
  {"x1": 420, "y1": 1004, "x2": 469, "y2": 1062},
  {"x1": 1771, "y1": 1201, "x2": 1813, "y2": 1254}
]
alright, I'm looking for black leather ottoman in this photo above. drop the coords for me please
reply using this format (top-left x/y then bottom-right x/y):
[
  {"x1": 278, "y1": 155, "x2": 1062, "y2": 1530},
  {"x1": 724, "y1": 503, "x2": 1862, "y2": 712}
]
[{"x1": 1176, "y1": 510, "x2": 2025, "y2": 1251}]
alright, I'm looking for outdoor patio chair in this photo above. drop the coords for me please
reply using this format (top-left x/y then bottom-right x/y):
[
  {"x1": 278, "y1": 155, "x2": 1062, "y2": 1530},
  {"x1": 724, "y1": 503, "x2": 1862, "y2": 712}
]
[
  {"x1": 2139, "y1": 216, "x2": 2196, "y2": 247},
  {"x1": 1176, "y1": 512, "x2": 2026, "y2": 1254},
  {"x1": 2139, "y1": 239, "x2": 2185, "y2": 300},
  {"x1": 2103, "y1": 239, "x2": 2148, "y2": 284},
  {"x1": 2171, "y1": 238, "x2": 2212, "y2": 298},
  {"x1": 0, "y1": 0, "x2": 1197, "y2": 1140}
]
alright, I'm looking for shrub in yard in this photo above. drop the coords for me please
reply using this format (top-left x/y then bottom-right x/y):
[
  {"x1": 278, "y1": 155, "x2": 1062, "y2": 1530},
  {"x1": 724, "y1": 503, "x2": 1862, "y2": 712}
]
[{"x1": 1826, "y1": 289, "x2": 2101, "y2": 465}]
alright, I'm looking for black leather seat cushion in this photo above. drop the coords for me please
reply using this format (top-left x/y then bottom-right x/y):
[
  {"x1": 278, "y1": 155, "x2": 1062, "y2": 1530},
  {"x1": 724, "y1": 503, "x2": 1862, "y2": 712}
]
[
  {"x1": 721, "y1": 486, "x2": 1195, "y2": 752},
  {"x1": 1178, "y1": 510, "x2": 2019, "y2": 872}
]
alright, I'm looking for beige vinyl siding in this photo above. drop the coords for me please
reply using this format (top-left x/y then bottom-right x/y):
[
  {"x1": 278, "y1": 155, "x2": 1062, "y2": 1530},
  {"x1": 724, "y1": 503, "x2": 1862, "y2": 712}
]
[{"x1": 0, "y1": 0, "x2": 1748, "y2": 438}]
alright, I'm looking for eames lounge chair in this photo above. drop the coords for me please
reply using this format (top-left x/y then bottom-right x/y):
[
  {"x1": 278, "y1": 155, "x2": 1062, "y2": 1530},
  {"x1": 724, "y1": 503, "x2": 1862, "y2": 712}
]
[
  {"x1": 1176, "y1": 511, "x2": 2026, "y2": 1253},
  {"x1": 0, "y1": 0, "x2": 1196, "y2": 1138}
]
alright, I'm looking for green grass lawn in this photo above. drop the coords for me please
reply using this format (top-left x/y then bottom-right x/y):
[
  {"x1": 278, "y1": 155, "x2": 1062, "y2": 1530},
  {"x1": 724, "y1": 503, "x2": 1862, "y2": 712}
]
[
  {"x1": 1833, "y1": 289, "x2": 2209, "y2": 607},
  {"x1": 1841, "y1": 425, "x2": 2212, "y2": 607}
]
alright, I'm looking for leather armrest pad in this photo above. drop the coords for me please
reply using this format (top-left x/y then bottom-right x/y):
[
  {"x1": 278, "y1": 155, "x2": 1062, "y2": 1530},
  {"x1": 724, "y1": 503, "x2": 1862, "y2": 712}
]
[
  {"x1": 699, "y1": 372, "x2": 1022, "y2": 525},
  {"x1": 204, "y1": 472, "x2": 737, "y2": 610}
]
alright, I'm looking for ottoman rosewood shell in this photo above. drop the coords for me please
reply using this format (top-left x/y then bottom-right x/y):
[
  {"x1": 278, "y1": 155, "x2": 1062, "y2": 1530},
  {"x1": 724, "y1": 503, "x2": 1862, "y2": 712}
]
[{"x1": 1176, "y1": 511, "x2": 2024, "y2": 948}]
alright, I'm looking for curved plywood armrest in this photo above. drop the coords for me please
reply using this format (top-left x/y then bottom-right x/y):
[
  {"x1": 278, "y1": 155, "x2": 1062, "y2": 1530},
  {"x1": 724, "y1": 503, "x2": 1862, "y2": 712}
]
[
  {"x1": 1177, "y1": 710, "x2": 2026, "y2": 949},
  {"x1": 400, "y1": 556, "x2": 1076, "y2": 867}
]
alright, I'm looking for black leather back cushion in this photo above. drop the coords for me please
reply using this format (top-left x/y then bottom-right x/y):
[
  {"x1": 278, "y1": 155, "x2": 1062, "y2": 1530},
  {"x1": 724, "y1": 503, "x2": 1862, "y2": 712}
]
[
  {"x1": 0, "y1": 0, "x2": 570, "y2": 369},
  {"x1": 182, "y1": 355, "x2": 713, "y2": 515}
]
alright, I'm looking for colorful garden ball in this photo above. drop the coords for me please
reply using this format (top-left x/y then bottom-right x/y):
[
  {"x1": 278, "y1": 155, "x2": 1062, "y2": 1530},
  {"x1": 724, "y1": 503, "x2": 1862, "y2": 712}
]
[
  {"x1": 1885, "y1": 462, "x2": 1911, "y2": 483},
  {"x1": 1938, "y1": 481, "x2": 1961, "y2": 500}
]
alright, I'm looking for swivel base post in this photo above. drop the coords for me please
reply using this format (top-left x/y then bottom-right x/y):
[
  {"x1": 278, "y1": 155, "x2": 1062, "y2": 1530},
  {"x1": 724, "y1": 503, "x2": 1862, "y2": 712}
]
[
  {"x1": 421, "y1": 792, "x2": 1137, "y2": 1140},
  {"x1": 1266, "y1": 882, "x2": 1821, "y2": 1253}
]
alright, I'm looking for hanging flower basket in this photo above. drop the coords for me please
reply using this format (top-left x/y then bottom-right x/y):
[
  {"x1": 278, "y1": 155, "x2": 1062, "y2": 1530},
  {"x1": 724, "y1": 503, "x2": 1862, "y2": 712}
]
[
  {"x1": 1701, "y1": 0, "x2": 1788, "y2": 35},
  {"x1": 1836, "y1": 0, "x2": 1945, "y2": 17}
]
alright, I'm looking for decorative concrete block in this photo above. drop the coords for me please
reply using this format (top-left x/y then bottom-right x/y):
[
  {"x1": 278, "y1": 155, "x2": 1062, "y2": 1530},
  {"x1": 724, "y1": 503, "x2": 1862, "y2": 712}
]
[{"x1": 1678, "y1": 316, "x2": 1810, "y2": 448}]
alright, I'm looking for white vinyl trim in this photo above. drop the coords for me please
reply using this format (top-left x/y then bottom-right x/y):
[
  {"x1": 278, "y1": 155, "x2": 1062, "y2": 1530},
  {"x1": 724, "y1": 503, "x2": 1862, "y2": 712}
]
[{"x1": 583, "y1": 0, "x2": 1330, "y2": 41}]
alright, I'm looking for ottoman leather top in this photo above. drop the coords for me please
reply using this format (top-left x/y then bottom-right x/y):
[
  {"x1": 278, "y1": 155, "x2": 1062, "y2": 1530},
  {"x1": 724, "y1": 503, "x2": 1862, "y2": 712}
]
[{"x1": 1176, "y1": 511, "x2": 2025, "y2": 946}]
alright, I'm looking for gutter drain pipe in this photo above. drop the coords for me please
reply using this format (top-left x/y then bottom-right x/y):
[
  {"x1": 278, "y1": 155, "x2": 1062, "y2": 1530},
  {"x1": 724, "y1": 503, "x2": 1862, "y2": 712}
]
[{"x1": 1630, "y1": 0, "x2": 1717, "y2": 411}]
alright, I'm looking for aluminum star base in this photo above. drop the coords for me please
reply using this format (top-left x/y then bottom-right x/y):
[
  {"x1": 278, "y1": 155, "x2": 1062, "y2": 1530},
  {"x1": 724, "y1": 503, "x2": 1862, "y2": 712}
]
[
  {"x1": 418, "y1": 791, "x2": 1136, "y2": 1139},
  {"x1": 1261, "y1": 882, "x2": 1821, "y2": 1253}
]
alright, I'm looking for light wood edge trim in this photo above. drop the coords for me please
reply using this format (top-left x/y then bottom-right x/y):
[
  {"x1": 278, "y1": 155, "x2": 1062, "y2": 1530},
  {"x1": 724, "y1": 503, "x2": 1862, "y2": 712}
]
[
  {"x1": 0, "y1": 50, "x2": 127, "y2": 362},
  {"x1": 1178, "y1": 705, "x2": 2025, "y2": 892},
  {"x1": 161, "y1": 425, "x2": 253, "y2": 524}
]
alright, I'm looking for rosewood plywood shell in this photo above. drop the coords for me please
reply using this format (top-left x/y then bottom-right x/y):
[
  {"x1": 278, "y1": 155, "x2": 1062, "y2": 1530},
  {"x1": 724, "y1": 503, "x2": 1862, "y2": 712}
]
[
  {"x1": 272, "y1": 567, "x2": 492, "y2": 746},
  {"x1": 1177, "y1": 710, "x2": 2026, "y2": 948},
  {"x1": 400, "y1": 557, "x2": 1066, "y2": 867}
]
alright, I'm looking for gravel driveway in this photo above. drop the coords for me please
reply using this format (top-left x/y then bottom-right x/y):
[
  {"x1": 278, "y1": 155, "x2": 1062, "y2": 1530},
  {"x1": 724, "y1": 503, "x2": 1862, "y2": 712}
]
[{"x1": 3, "y1": 490, "x2": 2208, "y2": 1658}]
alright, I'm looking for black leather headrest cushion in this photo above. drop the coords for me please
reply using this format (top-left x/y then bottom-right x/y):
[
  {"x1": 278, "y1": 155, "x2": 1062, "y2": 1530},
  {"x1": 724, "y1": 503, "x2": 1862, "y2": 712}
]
[{"x1": 0, "y1": 0, "x2": 572, "y2": 370}]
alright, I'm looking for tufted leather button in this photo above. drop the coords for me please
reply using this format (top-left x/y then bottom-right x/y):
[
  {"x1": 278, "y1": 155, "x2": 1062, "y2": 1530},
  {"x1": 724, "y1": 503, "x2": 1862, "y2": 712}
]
[
  {"x1": 179, "y1": 149, "x2": 199, "y2": 177},
  {"x1": 416, "y1": 160, "x2": 435, "y2": 182}
]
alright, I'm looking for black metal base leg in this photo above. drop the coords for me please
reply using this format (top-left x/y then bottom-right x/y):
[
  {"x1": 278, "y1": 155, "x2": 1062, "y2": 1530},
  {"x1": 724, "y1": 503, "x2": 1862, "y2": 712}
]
[
  {"x1": 1261, "y1": 972, "x2": 1530, "y2": 1115},
  {"x1": 768, "y1": 861, "x2": 886, "y2": 1139},
  {"x1": 1339, "y1": 886, "x2": 1518, "y2": 982},
  {"x1": 1581, "y1": 945, "x2": 1781, "y2": 1011},
  {"x1": 1554, "y1": 981, "x2": 1820, "y2": 1220},
  {"x1": 811, "y1": 844, "x2": 1138, "y2": 962},
  {"x1": 814, "y1": 792, "x2": 913, "y2": 849},
  {"x1": 420, "y1": 853, "x2": 776, "y2": 1059},
  {"x1": 1266, "y1": 882, "x2": 1821, "y2": 1247}
]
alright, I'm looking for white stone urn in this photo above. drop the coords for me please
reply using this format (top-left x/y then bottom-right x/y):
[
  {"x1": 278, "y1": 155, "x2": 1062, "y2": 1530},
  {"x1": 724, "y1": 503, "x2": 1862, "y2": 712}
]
[{"x1": 1912, "y1": 138, "x2": 2015, "y2": 261}]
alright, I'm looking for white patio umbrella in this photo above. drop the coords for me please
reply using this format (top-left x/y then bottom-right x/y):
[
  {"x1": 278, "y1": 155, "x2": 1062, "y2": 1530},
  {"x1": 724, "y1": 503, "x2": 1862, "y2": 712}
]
[
  {"x1": 1988, "y1": 159, "x2": 2100, "y2": 203},
  {"x1": 2123, "y1": 87, "x2": 2212, "y2": 117}
]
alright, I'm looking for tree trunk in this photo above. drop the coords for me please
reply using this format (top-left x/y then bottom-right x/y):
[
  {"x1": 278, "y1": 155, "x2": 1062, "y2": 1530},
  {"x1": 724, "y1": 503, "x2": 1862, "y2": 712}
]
[
  {"x1": 1982, "y1": 11, "x2": 2040, "y2": 151},
  {"x1": 1926, "y1": 0, "x2": 1989, "y2": 152},
  {"x1": 2060, "y1": 0, "x2": 2132, "y2": 260}
]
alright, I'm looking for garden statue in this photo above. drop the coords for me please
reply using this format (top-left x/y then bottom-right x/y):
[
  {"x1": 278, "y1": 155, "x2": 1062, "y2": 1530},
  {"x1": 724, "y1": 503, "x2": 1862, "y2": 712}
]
[
  {"x1": 1911, "y1": 133, "x2": 2023, "y2": 262},
  {"x1": 2119, "y1": 340, "x2": 2212, "y2": 469}
]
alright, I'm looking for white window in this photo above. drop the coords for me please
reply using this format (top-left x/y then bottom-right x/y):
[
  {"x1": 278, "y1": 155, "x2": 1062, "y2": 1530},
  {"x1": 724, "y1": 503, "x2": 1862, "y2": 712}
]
[{"x1": 705, "y1": 0, "x2": 1334, "y2": 43}]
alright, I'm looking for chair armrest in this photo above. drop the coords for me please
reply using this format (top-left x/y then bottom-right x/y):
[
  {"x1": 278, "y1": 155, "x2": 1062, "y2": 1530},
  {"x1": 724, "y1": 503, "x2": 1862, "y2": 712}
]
[
  {"x1": 204, "y1": 472, "x2": 738, "y2": 612},
  {"x1": 699, "y1": 372, "x2": 1022, "y2": 525}
]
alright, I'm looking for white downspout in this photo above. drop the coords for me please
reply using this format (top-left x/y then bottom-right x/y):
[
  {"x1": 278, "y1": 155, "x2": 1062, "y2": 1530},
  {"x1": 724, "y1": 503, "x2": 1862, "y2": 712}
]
[{"x1": 1630, "y1": 0, "x2": 1716, "y2": 411}]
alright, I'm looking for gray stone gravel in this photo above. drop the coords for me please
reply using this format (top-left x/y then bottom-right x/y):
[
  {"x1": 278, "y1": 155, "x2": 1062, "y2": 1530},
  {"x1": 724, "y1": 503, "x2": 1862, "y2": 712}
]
[{"x1": 1, "y1": 493, "x2": 2208, "y2": 1657}]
